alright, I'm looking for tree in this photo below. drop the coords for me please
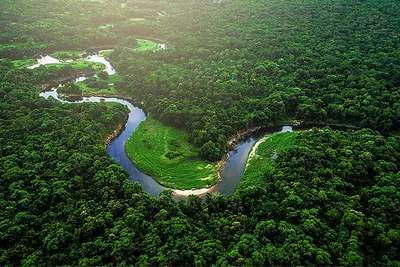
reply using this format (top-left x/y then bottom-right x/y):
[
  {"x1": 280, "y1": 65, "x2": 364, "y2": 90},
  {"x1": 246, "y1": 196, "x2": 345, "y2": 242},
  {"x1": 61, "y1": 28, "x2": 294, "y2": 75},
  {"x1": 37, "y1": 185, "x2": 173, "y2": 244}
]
[{"x1": 200, "y1": 141, "x2": 220, "y2": 161}]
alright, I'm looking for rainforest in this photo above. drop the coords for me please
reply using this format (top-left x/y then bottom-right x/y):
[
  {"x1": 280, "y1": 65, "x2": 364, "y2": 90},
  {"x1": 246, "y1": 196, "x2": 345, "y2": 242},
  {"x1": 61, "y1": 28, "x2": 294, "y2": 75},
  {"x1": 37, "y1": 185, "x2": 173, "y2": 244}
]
[{"x1": 1, "y1": 0, "x2": 399, "y2": 265}]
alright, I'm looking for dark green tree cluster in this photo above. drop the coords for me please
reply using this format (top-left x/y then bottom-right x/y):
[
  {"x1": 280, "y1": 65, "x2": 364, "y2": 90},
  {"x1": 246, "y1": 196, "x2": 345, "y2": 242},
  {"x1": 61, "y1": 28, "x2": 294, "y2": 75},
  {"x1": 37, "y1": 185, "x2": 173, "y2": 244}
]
[
  {"x1": 1, "y1": 62, "x2": 399, "y2": 265},
  {"x1": 0, "y1": 0, "x2": 163, "y2": 59},
  {"x1": 84, "y1": 76, "x2": 109, "y2": 90},
  {"x1": 1, "y1": 0, "x2": 400, "y2": 265},
  {"x1": 112, "y1": 0, "x2": 400, "y2": 160},
  {"x1": 254, "y1": 128, "x2": 400, "y2": 265},
  {"x1": 57, "y1": 82, "x2": 83, "y2": 95},
  {"x1": 32, "y1": 64, "x2": 96, "y2": 85}
]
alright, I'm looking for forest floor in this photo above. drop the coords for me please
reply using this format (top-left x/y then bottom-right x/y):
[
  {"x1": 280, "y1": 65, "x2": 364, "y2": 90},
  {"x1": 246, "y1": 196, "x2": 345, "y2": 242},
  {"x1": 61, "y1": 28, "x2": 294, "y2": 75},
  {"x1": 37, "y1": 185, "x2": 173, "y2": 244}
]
[
  {"x1": 125, "y1": 118, "x2": 219, "y2": 190},
  {"x1": 236, "y1": 131, "x2": 298, "y2": 194}
]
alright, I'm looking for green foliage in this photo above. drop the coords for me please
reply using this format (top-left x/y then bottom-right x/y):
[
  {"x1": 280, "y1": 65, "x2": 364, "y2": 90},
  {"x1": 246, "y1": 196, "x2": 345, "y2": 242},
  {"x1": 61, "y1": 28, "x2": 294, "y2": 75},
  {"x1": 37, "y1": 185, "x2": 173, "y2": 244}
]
[
  {"x1": 99, "y1": 50, "x2": 113, "y2": 59},
  {"x1": 57, "y1": 81, "x2": 82, "y2": 95},
  {"x1": 0, "y1": 0, "x2": 161, "y2": 59},
  {"x1": 1, "y1": 62, "x2": 400, "y2": 265},
  {"x1": 125, "y1": 118, "x2": 219, "y2": 189},
  {"x1": 0, "y1": 0, "x2": 400, "y2": 266},
  {"x1": 237, "y1": 131, "x2": 298, "y2": 193},
  {"x1": 112, "y1": 0, "x2": 400, "y2": 159},
  {"x1": 11, "y1": 59, "x2": 36, "y2": 68},
  {"x1": 256, "y1": 128, "x2": 400, "y2": 265},
  {"x1": 75, "y1": 74, "x2": 121, "y2": 95},
  {"x1": 200, "y1": 141, "x2": 221, "y2": 162},
  {"x1": 135, "y1": 39, "x2": 160, "y2": 52},
  {"x1": 50, "y1": 51, "x2": 82, "y2": 60},
  {"x1": 83, "y1": 77, "x2": 108, "y2": 90},
  {"x1": 46, "y1": 61, "x2": 105, "y2": 72}
]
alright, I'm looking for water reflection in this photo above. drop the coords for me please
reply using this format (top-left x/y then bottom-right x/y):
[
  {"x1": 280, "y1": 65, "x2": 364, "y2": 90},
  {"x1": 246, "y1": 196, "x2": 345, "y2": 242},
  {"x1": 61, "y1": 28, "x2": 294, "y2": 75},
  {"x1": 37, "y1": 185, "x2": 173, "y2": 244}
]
[
  {"x1": 85, "y1": 50, "x2": 116, "y2": 75},
  {"x1": 28, "y1": 55, "x2": 61, "y2": 69}
]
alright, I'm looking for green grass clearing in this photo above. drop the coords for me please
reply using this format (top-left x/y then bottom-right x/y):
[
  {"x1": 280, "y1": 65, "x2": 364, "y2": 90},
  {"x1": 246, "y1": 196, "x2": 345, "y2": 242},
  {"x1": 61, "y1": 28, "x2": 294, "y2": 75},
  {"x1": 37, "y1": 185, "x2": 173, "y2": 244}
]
[
  {"x1": 136, "y1": 39, "x2": 159, "y2": 52},
  {"x1": 0, "y1": 44, "x2": 21, "y2": 49},
  {"x1": 50, "y1": 51, "x2": 82, "y2": 60},
  {"x1": 44, "y1": 60, "x2": 105, "y2": 72},
  {"x1": 128, "y1": 18, "x2": 147, "y2": 22},
  {"x1": 102, "y1": 73, "x2": 121, "y2": 83},
  {"x1": 12, "y1": 59, "x2": 36, "y2": 68},
  {"x1": 99, "y1": 50, "x2": 113, "y2": 59},
  {"x1": 126, "y1": 118, "x2": 219, "y2": 190},
  {"x1": 98, "y1": 24, "x2": 114, "y2": 29},
  {"x1": 75, "y1": 81, "x2": 119, "y2": 95},
  {"x1": 236, "y1": 131, "x2": 298, "y2": 194},
  {"x1": 75, "y1": 73, "x2": 121, "y2": 95}
]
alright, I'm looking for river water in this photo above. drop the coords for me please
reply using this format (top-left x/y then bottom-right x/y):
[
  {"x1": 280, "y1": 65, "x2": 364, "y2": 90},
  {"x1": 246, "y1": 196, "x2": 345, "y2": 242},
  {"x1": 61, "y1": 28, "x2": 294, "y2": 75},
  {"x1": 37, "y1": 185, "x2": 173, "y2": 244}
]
[
  {"x1": 36, "y1": 48, "x2": 293, "y2": 198},
  {"x1": 28, "y1": 55, "x2": 61, "y2": 69}
]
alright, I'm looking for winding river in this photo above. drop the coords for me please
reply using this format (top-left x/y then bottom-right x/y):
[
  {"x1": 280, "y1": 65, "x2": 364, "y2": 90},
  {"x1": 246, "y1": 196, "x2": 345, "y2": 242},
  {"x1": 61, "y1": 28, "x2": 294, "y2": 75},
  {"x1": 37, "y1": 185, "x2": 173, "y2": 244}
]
[{"x1": 36, "y1": 49, "x2": 293, "y2": 198}]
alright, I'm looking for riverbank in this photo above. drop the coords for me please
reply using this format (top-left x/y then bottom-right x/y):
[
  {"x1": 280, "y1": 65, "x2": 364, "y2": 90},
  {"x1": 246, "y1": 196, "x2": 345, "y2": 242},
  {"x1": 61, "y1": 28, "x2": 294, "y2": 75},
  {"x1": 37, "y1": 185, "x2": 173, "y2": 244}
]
[
  {"x1": 228, "y1": 126, "x2": 263, "y2": 148},
  {"x1": 235, "y1": 131, "x2": 298, "y2": 194},
  {"x1": 226, "y1": 119, "x2": 301, "y2": 149},
  {"x1": 30, "y1": 42, "x2": 118, "y2": 60},
  {"x1": 104, "y1": 116, "x2": 128, "y2": 147},
  {"x1": 219, "y1": 123, "x2": 295, "y2": 173},
  {"x1": 40, "y1": 69, "x2": 96, "y2": 91}
]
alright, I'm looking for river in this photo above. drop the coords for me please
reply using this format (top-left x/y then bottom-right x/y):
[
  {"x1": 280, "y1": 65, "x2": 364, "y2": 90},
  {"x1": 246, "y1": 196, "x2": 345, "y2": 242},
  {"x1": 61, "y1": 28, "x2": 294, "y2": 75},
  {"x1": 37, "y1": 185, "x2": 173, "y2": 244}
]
[{"x1": 36, "y1": 48, "x2": 293, "y2": 198}]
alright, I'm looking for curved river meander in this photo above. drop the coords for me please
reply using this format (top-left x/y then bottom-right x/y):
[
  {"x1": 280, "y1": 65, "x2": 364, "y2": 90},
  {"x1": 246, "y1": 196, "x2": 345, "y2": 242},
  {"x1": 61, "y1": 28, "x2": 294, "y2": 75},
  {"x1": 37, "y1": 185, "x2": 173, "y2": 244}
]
[{"x1": 36, "y1": 49, "x2": 293, "y2": 198}]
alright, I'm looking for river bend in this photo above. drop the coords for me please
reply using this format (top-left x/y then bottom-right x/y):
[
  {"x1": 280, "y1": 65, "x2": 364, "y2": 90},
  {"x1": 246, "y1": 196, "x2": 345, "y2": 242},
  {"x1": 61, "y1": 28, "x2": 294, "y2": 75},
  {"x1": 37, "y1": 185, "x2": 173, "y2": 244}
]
[{"x1": 36, "y1": 50, "x2": 292, "y2": 197}]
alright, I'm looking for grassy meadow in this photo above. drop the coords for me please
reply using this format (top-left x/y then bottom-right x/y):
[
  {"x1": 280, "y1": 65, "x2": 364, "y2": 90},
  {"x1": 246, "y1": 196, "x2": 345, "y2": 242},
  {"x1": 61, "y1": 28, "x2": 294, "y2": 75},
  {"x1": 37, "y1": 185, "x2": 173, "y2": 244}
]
[
  {"x1": 128, "y1": 18, "x2": 147, "y2": 22},
  {"x1": 50, "y1": 51, "x2": 82, "y2": 60},
  {"x1": 44, "y1": 60, "x2": 105, "y2": 71},
  {"x1": 99, "y1": 50, "x2": 113, "y2": 59},
  {"x1": 136, "y1": 39, "x2": 160, "y2": 52},
  {"x1": 126, "y1": 118, "x2": 219, "y2": 190},
  {"x1": 12, "y1": 59, "x2": 36, "y2": 68},
  {"x1": 75, "y1": 73, "x2": 121, "y2": 95}
]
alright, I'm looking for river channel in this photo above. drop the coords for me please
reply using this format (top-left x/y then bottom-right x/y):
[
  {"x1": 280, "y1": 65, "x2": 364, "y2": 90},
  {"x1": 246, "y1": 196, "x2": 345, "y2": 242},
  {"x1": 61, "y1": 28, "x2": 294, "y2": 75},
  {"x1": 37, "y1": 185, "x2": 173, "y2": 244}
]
[{"x1": 36, "y1": 49, "x2": 293, "y2": 198}]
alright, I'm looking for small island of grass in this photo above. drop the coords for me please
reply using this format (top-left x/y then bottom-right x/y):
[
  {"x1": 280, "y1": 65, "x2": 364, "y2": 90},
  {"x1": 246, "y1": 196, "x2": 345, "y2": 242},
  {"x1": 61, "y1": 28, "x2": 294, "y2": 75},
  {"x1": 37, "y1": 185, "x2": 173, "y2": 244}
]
[
  {"x1": 50, "y1": 51, "x2": 82, "y2": 60},
  {"x1": 75, "y1": 72, "x2": 121, "y2": 95},
  {"x1": 42, "y1": 60, "x2": 105, "y2": 72},
  {"x1": 136, "y1": 39, "x2": 160, "y2": 52},
  {"x1": 128, "y1": 18, "x2": 147, "y2": 22},
  {"x1": 126, "y1": 118, "x2": 219, "y2": 190},
  {"x1": 12, "y1": 59, "x2": 36, "y2": 68}
]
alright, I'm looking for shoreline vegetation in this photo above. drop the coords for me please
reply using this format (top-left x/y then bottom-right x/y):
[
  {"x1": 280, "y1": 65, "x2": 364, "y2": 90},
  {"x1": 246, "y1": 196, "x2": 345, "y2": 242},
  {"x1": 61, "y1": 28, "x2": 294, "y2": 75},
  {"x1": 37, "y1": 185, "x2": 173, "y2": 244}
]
[
  {"x1": 236, "y1": 131, "x2": 298, "y2": 194},
  {"x1": 40, "y1": 69, "x2": 96, "y2": 91},
  {"x1": 104, "y1": 120, "x2": 127, "y2": 147},
  {"x1": 34, "y1": 39, "x2": 165, "y2": 99}
]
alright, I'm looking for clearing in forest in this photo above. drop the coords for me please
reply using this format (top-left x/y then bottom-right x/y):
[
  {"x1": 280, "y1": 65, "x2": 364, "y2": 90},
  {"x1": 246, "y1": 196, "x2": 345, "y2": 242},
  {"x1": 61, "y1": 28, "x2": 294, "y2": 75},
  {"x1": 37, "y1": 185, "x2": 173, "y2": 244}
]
[{"x1": 126, "y1": 118, "x2": 219, "y2": 190}]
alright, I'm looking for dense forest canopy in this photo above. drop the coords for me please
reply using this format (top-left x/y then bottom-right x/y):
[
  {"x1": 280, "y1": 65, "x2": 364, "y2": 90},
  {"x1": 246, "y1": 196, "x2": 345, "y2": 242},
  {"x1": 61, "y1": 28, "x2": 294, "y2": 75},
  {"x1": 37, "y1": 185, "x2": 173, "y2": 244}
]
[
  {"x1": 1, "y1": 0, "x2": 399, "y2": 265},
  {"x1": 112, "y1": 0, "x2": 400, "y2": 159}
]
